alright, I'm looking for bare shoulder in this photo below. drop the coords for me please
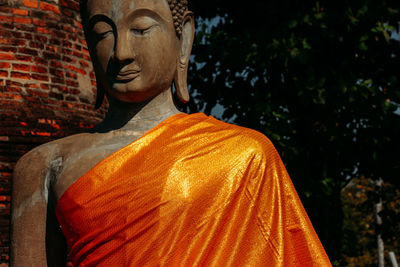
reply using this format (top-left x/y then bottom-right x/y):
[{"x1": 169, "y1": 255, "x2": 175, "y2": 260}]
[{"x1": 13, "y1": 133, "x2": 97, "y2": 189}]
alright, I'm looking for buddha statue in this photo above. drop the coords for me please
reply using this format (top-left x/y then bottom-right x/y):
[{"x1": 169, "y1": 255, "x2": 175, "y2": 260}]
[{"x1": 11, "y1": 0, "x2": 331, "y2": 266}]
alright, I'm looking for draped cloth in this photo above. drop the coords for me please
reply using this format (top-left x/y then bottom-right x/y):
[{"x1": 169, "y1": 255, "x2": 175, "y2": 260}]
[{"x1": 56, "y1": 113, "x2": 331, "y2": 266}]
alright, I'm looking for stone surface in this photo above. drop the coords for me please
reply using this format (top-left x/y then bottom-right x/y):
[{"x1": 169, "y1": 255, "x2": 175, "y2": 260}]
[{"x1": 0, "y1": 0, "x2": 106, "y2": 264}]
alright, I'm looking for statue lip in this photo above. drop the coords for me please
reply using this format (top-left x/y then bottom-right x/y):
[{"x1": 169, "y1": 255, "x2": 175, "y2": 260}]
[{"x1": 115, "y1": 70, "x2": 140, "y2": 82}]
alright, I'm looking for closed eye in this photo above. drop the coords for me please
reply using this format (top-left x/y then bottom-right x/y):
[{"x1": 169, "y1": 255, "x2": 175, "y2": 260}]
[
  {"x1": 99, "y1": 30, "x2": 113, "y2": 38},
  {"x1": 131, "y1": 26, "x2": 154, "y2": 36}
]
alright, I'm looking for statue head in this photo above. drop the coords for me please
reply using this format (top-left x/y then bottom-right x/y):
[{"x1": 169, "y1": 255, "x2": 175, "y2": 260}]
[{"x1": 80, "y1": 0, "x2": 194, "y2": 108}]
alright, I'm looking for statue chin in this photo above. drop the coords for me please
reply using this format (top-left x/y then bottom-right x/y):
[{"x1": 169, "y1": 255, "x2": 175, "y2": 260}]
[{"x1": 106, "y1": 82, "x2": 170, "y2": 104}]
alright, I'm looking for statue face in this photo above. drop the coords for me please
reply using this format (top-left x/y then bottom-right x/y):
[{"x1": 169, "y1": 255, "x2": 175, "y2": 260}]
[{"x1": 86, "y1": 0, "x2": 180, "y2": 102}]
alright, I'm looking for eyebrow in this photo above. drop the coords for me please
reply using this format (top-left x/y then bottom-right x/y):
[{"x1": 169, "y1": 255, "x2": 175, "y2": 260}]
[
  {"x1": 86, "y1": 7, "x2": 171, "y2": 32},
  {"x1": 87, "y1": 14, "x2": 116, "y2": 32},
  {"x1": 125, "y1": 8, "x2": 170, "y2": 25}
]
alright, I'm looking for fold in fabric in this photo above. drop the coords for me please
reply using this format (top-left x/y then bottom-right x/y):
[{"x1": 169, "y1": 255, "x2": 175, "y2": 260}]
[{"x1": 56, "y1": 113, "x2": 331, "y2": 266}]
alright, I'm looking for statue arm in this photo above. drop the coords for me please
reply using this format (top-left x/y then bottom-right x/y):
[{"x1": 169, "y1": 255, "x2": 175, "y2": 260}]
[{"x1": 11, "y1": 146, "x2": 67, "y2": 266}]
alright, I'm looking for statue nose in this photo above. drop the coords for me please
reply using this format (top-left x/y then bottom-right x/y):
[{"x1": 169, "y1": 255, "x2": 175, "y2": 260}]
[{"x1": 113, "y1": 33, "x2": 135, "y2": 63}]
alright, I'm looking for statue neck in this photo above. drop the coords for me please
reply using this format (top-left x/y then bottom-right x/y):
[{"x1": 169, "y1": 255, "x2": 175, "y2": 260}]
[{"x1": 94, "y1": 89, "x2": 181, "y2": 133}]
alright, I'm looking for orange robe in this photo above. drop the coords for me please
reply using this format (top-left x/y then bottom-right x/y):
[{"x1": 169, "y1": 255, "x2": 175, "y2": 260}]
[{"x1": 56, "y1": 113, "x2": 331, "y2": 266}]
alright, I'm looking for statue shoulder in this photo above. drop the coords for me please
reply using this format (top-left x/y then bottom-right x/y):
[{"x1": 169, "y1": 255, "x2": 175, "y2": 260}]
[
  {"x1": 14, "y1": 133, "x2": 94, "y2": 183},
  {"x1": 209, "y1": 118, "x2": 277, "y2": 155}
]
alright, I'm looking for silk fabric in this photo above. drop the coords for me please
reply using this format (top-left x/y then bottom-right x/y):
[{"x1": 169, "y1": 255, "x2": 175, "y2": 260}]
[{"x1": 56, "y1": 113, "x2": 331, "y2": 266}]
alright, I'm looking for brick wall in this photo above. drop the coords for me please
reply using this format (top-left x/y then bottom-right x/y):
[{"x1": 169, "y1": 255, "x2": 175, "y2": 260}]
[{"x1": 0, "y1": 0, "x2": 106, "y2": 264}]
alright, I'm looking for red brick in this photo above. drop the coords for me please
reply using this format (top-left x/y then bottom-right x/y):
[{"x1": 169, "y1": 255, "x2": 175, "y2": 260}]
[
  {"x1": 15, "y1": 24, "x2": 34, "y2": 32},
  {"x1": 10, "y1": 94, "x2": 23, "y2": 101},
  {"x1": 76, "y1": 21, "x2": 83, "y2": 30},
  {"x1": 36, "y1": 132, "x2": 51, "y2": 137},
  {"x1": 25, "y1": 83, "x2": 39, "y2": 89},
  {"x1": 14, "y1": 55, "x2": 32, "y2": 62},
  {"x1": 0, "y1": 46, "x2": 16, "y2": 53},
  {"x1": 36, "y1": 27, "x2": 50, "y2": 34},
  {"x1": 11, "y1": 72, "x2": 30, "y2": 80},
  {"x1": 23, "y1": 32, "x2": 33, "y2": 40},
  {"x1": 79, "y1": 38, "x2": 88, "y2": 46},
  {"x1": 49, "y1": 92, "x2": 63, "y2": 100},
  {"x1": 39, "y1": 2, "x2": 60, "y2": 15},
  {"x1": 0, "y1": 6, "x2": 12, "y2": 13},
  {"x1": 0, "y1": 54, "x2": 12, "y2": 60},
  {"x1": 68, "y1": 34, "x2": 77, "y2": 42},
  {"x1": 50, "y1": 77, "x2": 64, "y2": 84},
  {"x1": 66, "y1": 95, "x2": 78, "y2": 102},
  {"x1": 6, "y1": 86, "x2": 22, "y2": 93},
  {"x1": 45, "y1": 45, "x2": 58, "y2": 53},
  {"x1": 12, "y1": 64, "x2": 30, "y2": 72},
  {"x1": 62, "y1": 56, "x2": 76, "y2": 63},
  {"x1": 52, "y1": 85, "x2": 67, "y2": 92},
  {"x1": 0, "y1": 30, "x2": 12, "y2": 38},
  {"x1": 53, "y1": 30, "x2": 66, "y2": 39},
  {"x1": 0, "y1": 62, "x2": 10, "y2": 69},
  {"x1": 50, "y1": 68, "x2": 64, "y2": 77},
  {"x1": 41, "y1": 98, "x2": 58, "y2": 105},
  {"x1": 79, "y1": 60, "x2": 89, "y2": 68},
  {"x1": 0, "y1": 38, "x2": 24, "y2": 46},
  {"x1": 32, "y1": 18, "x2": 46, "y2": 27},
  {"x1": 31, "y1": 74, "x2": 48, "y2": 82},
  {"x1": 65, "y1": 71, "x2": 77, "y2": 79},
  {"x1": 6, "y1": 80, "x2": 23, "y2": 87},
  {"x1": 43, "y1": 52, "x2": 60, "y2": 60},
  {"x1": 50, "y1": 61, "x2": 62, "y2": 68},
  {"x1": 60, "y1": 0, "x2": 80, "y2": 11},
  {"x1": 12, "y1": 8, "x2": 29, "y2": 16},
  {"x1": 34, "y1": 35, "x2": 47, "y2": 43},
  {"x1": 65, "y1": 65, "x2": 86, "y2": 75},
  {"x1": 62, "y1": 9, "x2": 73, "y2": 18},
  {"x1": 34, "y1": 57, "x2": 47, "y2": 66},
  {"x1": 22, "y1": 0, "x2": 38, "y2": 8},
  {"x1": 0, "y1": 16, "x2": 12, "y2": 23},
  {"x1": 27, "y1": 89, "x2": 48, "y2": 97},
  {"x1": 49, "y1": 38, "x2": 61, "y2": 46},
  {"x1": 40, "y1": 83, "x2": 49, "y2": 90},
  {"x1": 0, "y1": 93, "x2": 22, "y2": 101},
  {"x1": 31, "y1": 66, "x2": 47, "y2": 74},
  {"x1": 62, "y1": 25, "x2": 74, "y2": 33},
  {"x1": 13, "y1": 17, "x2": 31, "y2": 24},
  {"x1": 1, "y1": 23, "x2": 14, "y2": 30},
  {"x1": 12, "y1": 39, "x2": 27, "y2": 46},
  {"x1": 66, "y1": 80, "x2": 79, "y2": 87},
  {"x1": 62, "y1": 40, "x2": 72, "y2": 48},
  {"x1": 0, "y1": 71, "x2": 8, "y2": 78},
  {"x1": 18, "y1": 48, "x2": 38, "y2": 56},
  {"x1": 73, "y1": 51, "x2": 84, "y2": 58},
  {"x1": 29, "y1": 41, "x2": 44, "y2": 49},
  {"x1": 11, "y1": 31, "x2": 24, "y2": 38}
]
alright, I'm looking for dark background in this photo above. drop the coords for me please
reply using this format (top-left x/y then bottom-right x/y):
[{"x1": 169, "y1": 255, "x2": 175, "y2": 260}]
[
  {"x1": 0, "y1": 0, "x2": 399, "y2": 266},
  {"x1": 183, "y1": 1, "x2": 400, "y2": 265}
]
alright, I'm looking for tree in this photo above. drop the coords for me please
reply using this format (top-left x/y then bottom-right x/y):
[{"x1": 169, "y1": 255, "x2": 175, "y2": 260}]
[{"x1": 184, "y1": 0, "x2": 400, "y2": 264}]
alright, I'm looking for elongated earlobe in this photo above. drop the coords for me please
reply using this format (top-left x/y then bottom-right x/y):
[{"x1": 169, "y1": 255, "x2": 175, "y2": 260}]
[
  {"x1": 94, "y1": 82, "x2": 105, "y2": 109},
  {"x1": 174, "y1": 11, "x2": 195, "y2": 103}
]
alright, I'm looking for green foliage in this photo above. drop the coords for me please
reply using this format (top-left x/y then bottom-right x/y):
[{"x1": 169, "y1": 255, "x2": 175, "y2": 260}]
[
  {"x1": 342, "y1": 178, "x2": 377, "y2": 266},
  {"x1": 342, "y1": 178, "x2": 400, "y2": 266},
  {"x1": 185, "y1": 0, "x2": 400, "y2": 263}
]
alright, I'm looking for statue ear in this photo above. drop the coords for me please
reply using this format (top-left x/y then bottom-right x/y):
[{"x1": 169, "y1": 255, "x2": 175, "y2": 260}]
[
  {"x1": 87, "y1": 43, "x2": 106, "y2": 109},
  {"x1": 94, "y1": 81, "x2": 105, "y2": 109},
  {"x1": 174, "y1": 11, "x2": 195, "y2": 103}
]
